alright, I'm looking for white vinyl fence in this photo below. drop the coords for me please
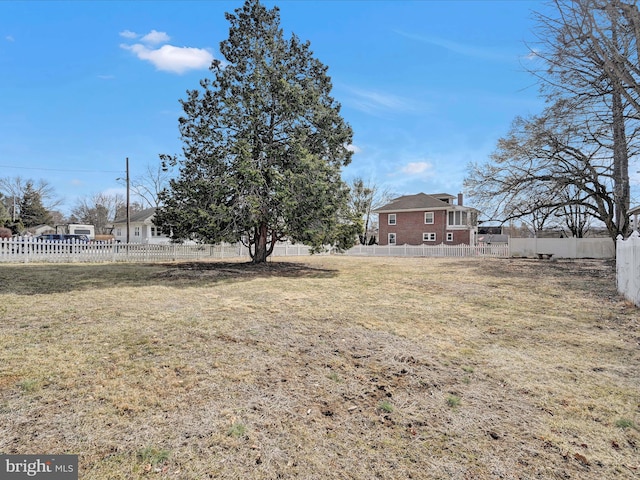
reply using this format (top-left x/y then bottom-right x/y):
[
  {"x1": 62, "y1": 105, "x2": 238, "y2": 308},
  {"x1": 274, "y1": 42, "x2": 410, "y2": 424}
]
[
  {"x1": 616, "y1": 232, "x2": 640, "y2": 306},
  {"x1": 509, "y1": 237, "x2": 615, "y2": 259}
]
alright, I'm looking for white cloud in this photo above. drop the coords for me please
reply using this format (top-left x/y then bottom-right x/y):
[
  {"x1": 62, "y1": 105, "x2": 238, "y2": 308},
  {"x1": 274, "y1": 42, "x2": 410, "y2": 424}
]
[
  {"x1": 120, "y1": 29, "x2": 214, "y2": 74},
  {"x1": 345, "y1": 87, "x2": 418, "y2": 116},
  {"x1": 5, "y1": 35, "x2": 14, "y2": 42},
  {"x1": 141, "y1": 30, "x2": 170, "y2": 45},
  {"x1": 394, "y1": 30, "x2": 510, "y2": 62},
  {"x1": 119, "y1": 30, "x2": 138, "y2": 39},
  {"x1": 97, "y1": 74, "x2": 115, "y2": 80},
  {"x1": 121, "y1": 43, "x2": 214, "y2": 74},
  {"x1": 401, "y1": 161, "x2": 433, "y2": 175},
  {"x1": 346, "y1": 144, "x2": 362, "y2": 154},
  {"x1": 353, "y1": 89, "x2": 411, "y2": 110}
]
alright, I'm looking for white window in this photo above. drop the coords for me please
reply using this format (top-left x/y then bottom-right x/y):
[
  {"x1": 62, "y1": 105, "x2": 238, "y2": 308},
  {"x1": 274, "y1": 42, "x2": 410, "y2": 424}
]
[
  {"x1": 134, "y1": 226, "x2": 141, "y2": 237},
  {"x1": 446, "y1": 232, "x2": 454, "y2": 242},
  {"x1": 388, "y1": 233, "x2": 397, "y2": 245},
  {"x1": 448, "y1": 210, "x2": 468, "y2": 227},
  {"x1": 388, "y1": 214, "x2": 396, "y2": 225},
  {"x1": 151, "y1": 226, "x2": 162, "y2": 237},
  {"x1": 424, "y1": 212, "x2": 434, "y2": 224},
  {"x1": 116, "y1": 228, "x2": 122, "y2": 237},
  {"x1": 423, "y1": 232, "x2": 436, "y2": 242}
]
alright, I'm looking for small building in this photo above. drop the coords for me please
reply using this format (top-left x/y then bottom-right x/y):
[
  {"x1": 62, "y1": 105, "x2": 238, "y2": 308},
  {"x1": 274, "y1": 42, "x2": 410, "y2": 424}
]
[
  {"x1": 629, "y1": 205, "x2": 640, "y2": 232},
  {"x1": 109, "y1": 207, "x2": 170, "y2": 244},
  {"x1": 26, "y1": 224, "x2": 55, "y2": 236},
  {"x1": 374, "y1": 193, "x2": 479, "y2": 246},
  {"x1": 477, "y1": 234, "x2": 509, "y2": 245}
]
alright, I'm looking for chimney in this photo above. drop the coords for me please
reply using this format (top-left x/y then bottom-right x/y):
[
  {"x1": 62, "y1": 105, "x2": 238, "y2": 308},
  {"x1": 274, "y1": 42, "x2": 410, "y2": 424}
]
[{"x1": 457, "y1": 193, "x2": 463, "y2": 206}]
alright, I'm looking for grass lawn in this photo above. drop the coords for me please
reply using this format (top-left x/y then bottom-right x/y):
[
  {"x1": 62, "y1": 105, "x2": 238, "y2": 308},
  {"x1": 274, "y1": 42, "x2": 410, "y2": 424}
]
[{"x1": 0, "y1": 256, "x2": 638, "y2": 479}]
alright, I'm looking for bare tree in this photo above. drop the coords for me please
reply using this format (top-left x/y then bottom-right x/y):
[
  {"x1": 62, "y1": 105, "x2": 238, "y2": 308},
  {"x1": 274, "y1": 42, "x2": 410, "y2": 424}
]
[
  {"x1": 530, "y1": 0, "x2": 640, "y2": 237},
  {"x1": 556, "y1": 184, "x2": 593, "y2": 237},
  {"x1": 348, "y1": 177, "x2": 395, "y2": 245},
  {"x1": 128, "y1": 163, "x2": 172, "y2": 209},
  {"x1": 465, "y1": 99, "x2": 627, "y2": 241},
  {"x1": 467, "y1": 0, "x2": 640, "y2": 241},
  {"x1": 0, "y1": 176, "x2": 62, "y2": 220},
  {"x1": 70, "y1": 193, "x2": 125, "y2": 234}
]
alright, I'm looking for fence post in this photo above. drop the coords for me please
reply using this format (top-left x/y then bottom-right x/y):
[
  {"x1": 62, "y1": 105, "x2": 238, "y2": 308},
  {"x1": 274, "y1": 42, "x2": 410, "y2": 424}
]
[
  {"x1": 617, "y1": 232, "x2": 640, "y2": 306},
  {"x1": 26, "y1": 237, "x2": 32, "y2": 263}
]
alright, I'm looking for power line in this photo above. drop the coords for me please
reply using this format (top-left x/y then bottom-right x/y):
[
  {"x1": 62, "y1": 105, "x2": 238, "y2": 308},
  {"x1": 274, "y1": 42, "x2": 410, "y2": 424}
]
[{"x1": 0, "y1": 164, "x2": 122, "y2": 174}]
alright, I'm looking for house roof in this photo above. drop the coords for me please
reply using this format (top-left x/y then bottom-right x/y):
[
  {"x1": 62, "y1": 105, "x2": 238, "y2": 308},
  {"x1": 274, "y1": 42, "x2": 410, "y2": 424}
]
[
  {"x1": 112, "y1": 207, "x2": 157, "y2": 225},
  {"x1": 629, "y1": 205, "x2": 640, "y2": 216},
  {"x1": 374, "y1": 193, "x2": 458, "y2": 213},
  {"x1": 477, "y1": 234, "x2": 509, "y2": 243}
]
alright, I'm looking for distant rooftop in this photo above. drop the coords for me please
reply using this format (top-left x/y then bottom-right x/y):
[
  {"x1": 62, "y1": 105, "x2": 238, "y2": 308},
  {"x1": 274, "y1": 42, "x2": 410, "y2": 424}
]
[{"x1": 374, "y1": 193, "x2": 458, "y2": 212}]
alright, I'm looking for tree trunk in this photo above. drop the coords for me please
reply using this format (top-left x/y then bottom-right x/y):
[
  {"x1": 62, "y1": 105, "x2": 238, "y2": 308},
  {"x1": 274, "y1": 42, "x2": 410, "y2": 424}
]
[
  {"x1": 252, "y1": 223, "x2": 269, "y2": 264},
  {"x1": 612, "y1": 88, "x2": 631, "y2": 237}
]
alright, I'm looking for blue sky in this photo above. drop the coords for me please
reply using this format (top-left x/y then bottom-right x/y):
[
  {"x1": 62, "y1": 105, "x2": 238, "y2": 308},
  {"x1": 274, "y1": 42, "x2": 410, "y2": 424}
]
[{"x1": 0, "y1": 0, "x2": 554, "y2": 215}]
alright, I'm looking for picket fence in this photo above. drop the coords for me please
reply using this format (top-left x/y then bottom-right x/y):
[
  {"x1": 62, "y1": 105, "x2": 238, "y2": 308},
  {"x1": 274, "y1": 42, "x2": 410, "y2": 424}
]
[
  {"x1": 616, "y1": 232, "x2": 640, "y2": 306},
  {"x1": 344, "y1": 243, "x2": 510, "y2": 258},
  {"x1": 0, "y1": 237, "x2": 316, "y2": 263},
  {"x1": 0, "y1": 237, "x2": 509, "y2": 263}
]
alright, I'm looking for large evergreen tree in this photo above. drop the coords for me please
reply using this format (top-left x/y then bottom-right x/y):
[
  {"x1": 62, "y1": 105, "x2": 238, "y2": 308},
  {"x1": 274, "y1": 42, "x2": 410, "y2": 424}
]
[
  {"x1": 155, "y1": 0, "x2": 355, "y2": 263},
  {"x1": 0, "y1": 193, "x2": 10, "y2": 227},
  {"x1": 19, "y1": 182, "x2": 52, "y2": 228}
]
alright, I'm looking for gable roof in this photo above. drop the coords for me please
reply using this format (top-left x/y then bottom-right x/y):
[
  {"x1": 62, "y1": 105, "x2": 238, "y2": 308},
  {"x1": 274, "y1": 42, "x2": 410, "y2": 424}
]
[
  {"x1": 629, "y1": 205, "x2": 640, "y2": 216},
  {"x1": 112, "y1": 207, "x2": 157, "y2": 225},
  {"x1": 374, "y1": 193, "x2": 455, "y2": 213}
]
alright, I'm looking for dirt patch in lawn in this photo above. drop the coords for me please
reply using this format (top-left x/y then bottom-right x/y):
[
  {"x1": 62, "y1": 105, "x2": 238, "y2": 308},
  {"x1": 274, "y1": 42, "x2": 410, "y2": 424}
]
[
  {"x1": 154, "y1": 260, "x2": 338, "y2": 281},
  {"x1": 0, "y1": 256, "x2": 638, "y2": 479}
]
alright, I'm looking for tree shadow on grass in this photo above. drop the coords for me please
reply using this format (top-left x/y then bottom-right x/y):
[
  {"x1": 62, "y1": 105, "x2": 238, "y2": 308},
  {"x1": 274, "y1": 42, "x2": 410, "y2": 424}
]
[
  {"x1": 0, "y1": 260, "x2": 338, "y2": 295},
  {"x1": 154, "y1": 260, "x2": 338, "y2": 281}
]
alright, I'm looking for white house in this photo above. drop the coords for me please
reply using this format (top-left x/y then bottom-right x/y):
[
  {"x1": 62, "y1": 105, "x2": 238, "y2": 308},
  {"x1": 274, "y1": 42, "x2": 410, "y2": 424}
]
[
  {"x1": 109, "y1": 207, "x2": 170, "y2": 244},
  {"x1": 26, "y1": 224, "x2": 55, "y2": 236},
  {"x1": 630, "y1": 205, "x2": 640, "y2": 232}
]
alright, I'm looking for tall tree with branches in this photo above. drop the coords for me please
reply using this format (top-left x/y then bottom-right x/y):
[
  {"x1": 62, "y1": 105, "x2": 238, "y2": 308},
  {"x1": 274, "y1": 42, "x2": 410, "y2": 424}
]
[
  {"x1": 465, "y1": 98, "x2": 634, "y2": 242},
  {"x1": 466, "y1": 0, "x2": 640, "y2": 241},
  {"x1": 535, "y1": 0, "x2": 640, "y2": 237},
  {"x1": 156, "y1": 0, "x2": 355, "y2": 262}
]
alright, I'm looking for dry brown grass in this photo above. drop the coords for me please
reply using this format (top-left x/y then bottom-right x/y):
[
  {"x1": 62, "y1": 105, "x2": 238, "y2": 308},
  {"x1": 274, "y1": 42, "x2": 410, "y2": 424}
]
[{"x1": 0, "y1": 256, "x2": 638, "y2": 479}]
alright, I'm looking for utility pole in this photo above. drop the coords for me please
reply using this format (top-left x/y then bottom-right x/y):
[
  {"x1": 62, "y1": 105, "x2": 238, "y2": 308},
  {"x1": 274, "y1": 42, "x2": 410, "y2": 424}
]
[{"x1": 126, "y1": 157, "x2": 130, "y2": 244}]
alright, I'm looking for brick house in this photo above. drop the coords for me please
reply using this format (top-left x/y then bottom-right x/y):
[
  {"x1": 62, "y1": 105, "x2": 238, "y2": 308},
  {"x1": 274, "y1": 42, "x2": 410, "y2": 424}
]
[{"x1": 375, "y1": 193, "x2": 478, "y2": 246}]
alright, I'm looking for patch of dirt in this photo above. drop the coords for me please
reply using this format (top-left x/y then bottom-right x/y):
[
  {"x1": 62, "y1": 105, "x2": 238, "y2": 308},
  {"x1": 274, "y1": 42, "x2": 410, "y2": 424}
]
[{"x1": 154, "y1": 260, "x2": 337, "y2": 280}]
